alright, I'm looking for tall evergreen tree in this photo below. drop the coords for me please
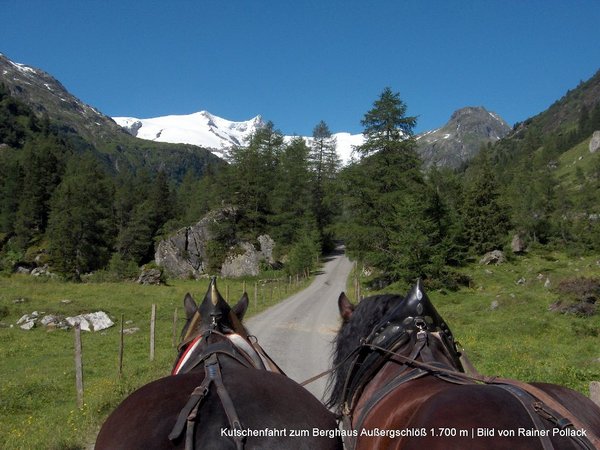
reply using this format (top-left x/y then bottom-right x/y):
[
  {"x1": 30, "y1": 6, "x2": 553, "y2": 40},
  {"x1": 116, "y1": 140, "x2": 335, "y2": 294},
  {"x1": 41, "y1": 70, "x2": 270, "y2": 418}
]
[
  {"x1": 223, "y1": 121, "x2": 284, "y2": 237},
  {"x1": 461, "y1": 160, "x2": 511, "y2": 254},
  {"x1": 14, "y1": 135, "x2": 71, "y2": 248},
  {"x1": 47, "y1": 156, "x2": 114, "y2": 279},
  {"x1": 270, "y1": 137, "x2": 315, "y2": 246},
  {"x1": 358, "y1": 87, "x2": 418, "y2": 162},
  {"x1": 309, "y1": 120, "x2": 340, "y2": 250},
  {"x1": 340, "y1": 88, "x2": 454, "y2": 284}
]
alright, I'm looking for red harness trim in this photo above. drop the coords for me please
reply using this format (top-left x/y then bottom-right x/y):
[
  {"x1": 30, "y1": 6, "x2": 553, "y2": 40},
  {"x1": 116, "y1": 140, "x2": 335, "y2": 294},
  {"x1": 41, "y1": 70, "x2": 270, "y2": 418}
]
[{"x1": 172, "y1": 335, "x2": 203, "y2": 375}]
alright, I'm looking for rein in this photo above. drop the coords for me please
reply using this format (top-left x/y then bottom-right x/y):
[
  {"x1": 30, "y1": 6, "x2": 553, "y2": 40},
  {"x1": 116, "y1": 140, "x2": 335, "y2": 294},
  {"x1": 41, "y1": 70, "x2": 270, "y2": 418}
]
[
  {"x1": 330, "y1": 340, "x2": 599, "y2": 450},
  {"x1": 169, "y1": 328, "x2": 286, "y2": 450}
]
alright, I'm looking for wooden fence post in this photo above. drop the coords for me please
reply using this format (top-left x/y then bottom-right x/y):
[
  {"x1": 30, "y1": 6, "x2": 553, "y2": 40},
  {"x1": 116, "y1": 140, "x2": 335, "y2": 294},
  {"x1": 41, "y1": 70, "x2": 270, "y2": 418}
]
[
  {"x1": 74, "y1": 323, "x2": 84, "y2": 408},
  {"x1": 172, "y1": 307, "x2": 178, "y2": 348},
  {"x1": 254, "y1": 282, "x2": 258, "y2": 310},
  {"x1": 591, "y1": 381, "x2": 600, "y2": 407},
  {"x1": 150, "y1": 304, "x2": 156, "y2": 361},
  {"x1": 119, "y1": 314, "x2": 124, "y2": 377}
]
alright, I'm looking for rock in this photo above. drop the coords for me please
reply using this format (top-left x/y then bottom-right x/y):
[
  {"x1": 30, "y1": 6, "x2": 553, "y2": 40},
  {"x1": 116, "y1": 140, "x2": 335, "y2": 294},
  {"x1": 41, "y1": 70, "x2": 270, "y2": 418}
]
[
  {"x1": 221, "y1": 242, "x2": 261, "y2": 277},
  {"x1": 549, "y1": 300, "x2": 597, "y2": 317},
  {"x1": 490, "y1": 300, "x2": 499, "y2": 310},
  {"x1": 155, "y1": 208, "x2": 278, "y2": 279},
  {"x1": 516, "y1": 278, "x2": 526, "y2": 285},
  {"x1": 122, "y1": 327, "x2": 140, "y2": 335},
  {"x1": 66, "y1": 315, "x2": 91, "y2": 331},
  {"x1": 14, "y1": 265, "x2": 32, "y2": 275},
  {"x1": 479, "y1": 250, "x2": 506, "y2": 265},
  {"x1": 591, "y1": 381, "x2": 600, "y2": 407},
  {"x1": 20, "y1": 320, "x2": 35, "y2": 330},
  {"x1": 511, "y1": 234, "x2": 526, "y2": 253},
  {"x1": 40, "y1": 315, "x2": 59, "y2": 326},
  {"x1": 544, "y1": 278, "x2": 551, "y2": 289},
  {"x1": 83, "y1": 311, "x2": 114, "y2": 331},
  {"x1": 137, "y1": 267, "x2": 163, "y2": 285},
  {"x1": 31, "y1": 264, "x2": 52, "y2": 277},
  {"x1": 60, "y1": 299, "x2": 72, "y2": 304},
  {"x1": 590, "y1": 131, "x2": 600, "y2": 154},
  {"x1": 155, "y1": 207, "x2": 238, "y2": 279},
  {"x1": 257, "y1": 234, "x2": 276, "y2": 264}
]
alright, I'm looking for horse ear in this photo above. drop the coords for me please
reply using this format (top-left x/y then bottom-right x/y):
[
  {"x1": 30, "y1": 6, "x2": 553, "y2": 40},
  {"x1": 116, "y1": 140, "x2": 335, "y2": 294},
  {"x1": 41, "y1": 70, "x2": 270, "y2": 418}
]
[
  {"x1": 232, "y1": 293, "x2": 249, "y2": 321},
  {"x1": 184, "y1": 293, "x2": 197, "y2": 319},
  {"x1": 338, "y1": 292, "x2": 355, "y2": 322}
]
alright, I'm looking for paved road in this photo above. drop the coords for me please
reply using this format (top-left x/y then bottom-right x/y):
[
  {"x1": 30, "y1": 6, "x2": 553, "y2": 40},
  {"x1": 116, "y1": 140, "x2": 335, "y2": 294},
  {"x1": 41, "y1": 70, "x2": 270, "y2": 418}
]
[{"x1": 246, "y1": 249, "x2": 354, "y2": 401}]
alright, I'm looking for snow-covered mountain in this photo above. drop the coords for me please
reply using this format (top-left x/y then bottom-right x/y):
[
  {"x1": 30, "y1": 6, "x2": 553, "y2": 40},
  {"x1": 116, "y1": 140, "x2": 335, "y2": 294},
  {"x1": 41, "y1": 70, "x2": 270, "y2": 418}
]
[
  {"x1": 113, "y1": 107, "x2": 509, "y2": 167},
  {"x1": 114, "y1": 112, "x2": 363, "y2": 162}
]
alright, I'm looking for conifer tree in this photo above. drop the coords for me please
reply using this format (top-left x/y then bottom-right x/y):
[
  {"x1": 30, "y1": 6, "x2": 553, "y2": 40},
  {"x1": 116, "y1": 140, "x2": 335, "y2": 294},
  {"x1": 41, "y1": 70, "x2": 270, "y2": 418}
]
[
  {"x1": 461, "y1": 160, "x2": 511, "y2": 254},
  {"x1": 47, "y1": 156, "x2": 114, "y2": 279},
  {"x1": 309, "y1": 120, "x2": 340, "y2": 250}
]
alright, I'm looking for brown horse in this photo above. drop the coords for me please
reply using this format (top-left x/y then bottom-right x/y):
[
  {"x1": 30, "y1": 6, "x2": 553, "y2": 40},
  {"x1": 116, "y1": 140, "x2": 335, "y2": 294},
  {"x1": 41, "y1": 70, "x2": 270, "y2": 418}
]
[
  {"x1": 96, "y1": 278, "x2": 342, "y2": 450},
  {"x1": 326, "y1": 280, "x2": 600, "y2": 449}
]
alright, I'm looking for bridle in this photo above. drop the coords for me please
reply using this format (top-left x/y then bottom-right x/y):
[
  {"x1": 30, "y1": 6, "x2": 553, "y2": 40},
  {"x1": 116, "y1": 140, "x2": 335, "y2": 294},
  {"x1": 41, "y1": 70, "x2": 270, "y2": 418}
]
[
  {"x1": 330, "y1": 316, "x2": 599, "y2": 450},
  {"x1": 169, "y1": 326, "x2": 284, "y2": 450}
]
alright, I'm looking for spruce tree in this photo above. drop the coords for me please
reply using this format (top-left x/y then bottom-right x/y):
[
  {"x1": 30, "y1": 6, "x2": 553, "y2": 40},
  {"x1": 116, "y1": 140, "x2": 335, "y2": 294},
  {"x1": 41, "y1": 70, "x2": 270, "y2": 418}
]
[
  {"x1": 47, "y1": 156, "x2": 114, "y2": 279},
  {"x1": 461, "y1": 160, "x2": 511, "y2": 254},
  {"x1": 309, "y1": 120, "x2": 340, "y2": 250}
]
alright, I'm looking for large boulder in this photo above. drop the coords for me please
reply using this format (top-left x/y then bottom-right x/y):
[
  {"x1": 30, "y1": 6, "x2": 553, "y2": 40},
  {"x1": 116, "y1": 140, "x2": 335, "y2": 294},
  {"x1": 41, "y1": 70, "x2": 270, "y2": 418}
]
[
  {"x1": 155, "y1": 208, "x2": 277, "y2": 278},
  {"x1": 221, "y1": 242, "x2": 261, "y2": 277},
  {"x1": 155, "y1": 208, "x2": 237, "y2": 278},
  {"x1": 590, "y1": 131, "x2": 600, "y2": 154}
]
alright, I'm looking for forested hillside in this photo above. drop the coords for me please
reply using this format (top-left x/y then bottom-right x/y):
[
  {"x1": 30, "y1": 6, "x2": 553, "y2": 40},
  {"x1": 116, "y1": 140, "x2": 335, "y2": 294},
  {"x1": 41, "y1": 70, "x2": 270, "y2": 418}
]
[{"x1": 1, "y1": 63, "x2": 599, "y2": 286}]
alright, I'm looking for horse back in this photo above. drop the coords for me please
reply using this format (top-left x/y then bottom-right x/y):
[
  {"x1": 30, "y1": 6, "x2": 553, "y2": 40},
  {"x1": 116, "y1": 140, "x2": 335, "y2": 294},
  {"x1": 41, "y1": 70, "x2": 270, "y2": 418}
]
[
  {"x1": 96, "y1": 366, "x2": 341, "y2": 449},
  {"x1": 353, "y1": 377, "x2": 600, "y2": 450}
]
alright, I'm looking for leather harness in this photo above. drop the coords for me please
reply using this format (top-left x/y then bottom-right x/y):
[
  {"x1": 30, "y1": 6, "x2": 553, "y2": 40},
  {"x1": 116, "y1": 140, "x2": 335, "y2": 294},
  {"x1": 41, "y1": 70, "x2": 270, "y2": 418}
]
[
  {"x1": 169, "y1": 330, "x2": 282, "y2": 450},
  {"x1": 337, "y1": 320, "x2": 600, "y2": 450}
]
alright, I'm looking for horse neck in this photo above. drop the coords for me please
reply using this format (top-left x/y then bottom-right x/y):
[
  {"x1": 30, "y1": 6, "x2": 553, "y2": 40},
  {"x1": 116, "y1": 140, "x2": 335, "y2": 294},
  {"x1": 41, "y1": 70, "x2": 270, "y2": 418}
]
[{"x1": 173, "y1": 331, "x2": 266, "y2": 375}]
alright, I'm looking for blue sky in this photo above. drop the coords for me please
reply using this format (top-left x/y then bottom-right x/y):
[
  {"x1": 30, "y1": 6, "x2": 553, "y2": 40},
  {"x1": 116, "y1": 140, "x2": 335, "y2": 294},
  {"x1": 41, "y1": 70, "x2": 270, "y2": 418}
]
[{"x1": 2, "y1": 1, "x2": 600, "y2": 135}]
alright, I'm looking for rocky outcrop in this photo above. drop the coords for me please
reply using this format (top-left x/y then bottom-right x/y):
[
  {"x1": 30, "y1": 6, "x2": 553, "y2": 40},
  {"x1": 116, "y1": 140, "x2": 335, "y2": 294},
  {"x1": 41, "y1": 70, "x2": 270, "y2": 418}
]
[
  {"x1": 137, "y1": 266, "x2": 163, "y2": 285},
  {"x1": 155, "y1": 208, "x2": 277, "y2": 278},
  {"x1": 511, "y1": 234, "x2": 526, "y2": 253},
  {"x1": 590, "y1": 131, "x2": 600, "y2": 153},
  {"x1": 220, "y1": 235, "x2": 277, "y2": 277},
  {"x1": 479, "y1": 250, "x2": 506, "y2": 265},
  {"x1": 155, "y1": 208, "x2": 236, "y2": 278}
]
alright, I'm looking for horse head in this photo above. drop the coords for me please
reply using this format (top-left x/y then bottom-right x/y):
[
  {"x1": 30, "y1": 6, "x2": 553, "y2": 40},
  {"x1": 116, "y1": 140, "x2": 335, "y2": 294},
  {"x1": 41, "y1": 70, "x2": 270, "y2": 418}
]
[
  {"x1": 327, "y1": 279, "x2": 463, "y2": 410},
  {"x1": 173, "y1": 277, "x2": 258, "y2": 375}
]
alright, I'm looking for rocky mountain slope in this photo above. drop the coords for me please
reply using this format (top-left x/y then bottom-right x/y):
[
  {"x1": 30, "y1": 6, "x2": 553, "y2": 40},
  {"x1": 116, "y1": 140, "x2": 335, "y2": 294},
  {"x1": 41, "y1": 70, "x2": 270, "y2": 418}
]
[
  {"x1": 416, "y1": 106, "x2": 511, "y2": 168},
  {"x1": 0, "y1": 53, "x2": 223, "y2": 180},
  {"x1": 2, "y1": 52, "x2": 511, "y2": 170}
]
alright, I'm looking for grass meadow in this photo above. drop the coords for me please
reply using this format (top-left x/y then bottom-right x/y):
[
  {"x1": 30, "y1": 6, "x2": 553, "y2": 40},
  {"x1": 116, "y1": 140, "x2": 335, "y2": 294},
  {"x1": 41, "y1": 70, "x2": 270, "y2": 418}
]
[
  {"x1": 0, "y1": 274, "x2": 309, "y2": 450},
  {"x1": 1, "y1": 251, "x2": 599, "y2": 449}
]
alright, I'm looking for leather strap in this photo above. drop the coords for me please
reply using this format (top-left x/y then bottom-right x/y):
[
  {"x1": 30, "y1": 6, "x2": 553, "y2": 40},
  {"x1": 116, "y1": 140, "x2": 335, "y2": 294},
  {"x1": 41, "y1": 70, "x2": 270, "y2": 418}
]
[
  {"x1": 169, "y1": 354, "x2": 245, "y2": 450},
  {"x1": 497, "y1": 384, "x2": 554, "y2": 450}
]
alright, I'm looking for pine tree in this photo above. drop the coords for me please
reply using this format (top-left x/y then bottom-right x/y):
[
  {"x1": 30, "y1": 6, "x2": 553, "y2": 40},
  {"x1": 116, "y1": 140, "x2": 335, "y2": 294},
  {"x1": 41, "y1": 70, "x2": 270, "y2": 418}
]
[
  {"x1": 269, "y1": 137, "x2": 314, "y2": 246},
  {"x1": 14, "y1": 135, "x2": 71, "y2": 248},
  {"x1": 461, "y1": 160, "x2": 511, "y2": 254},
  {"x1": 309, "y1": 121, "x2": 341, "y2": 250},
  {"x1": 358, "y1": 87, "x2": 418, "y2": 162},
  {"x1": 339, "y1": 88, "x2": 454, "y2": 284},
  {"x1": 47, "y1": 156, "x2": 114, "y2": 279}
]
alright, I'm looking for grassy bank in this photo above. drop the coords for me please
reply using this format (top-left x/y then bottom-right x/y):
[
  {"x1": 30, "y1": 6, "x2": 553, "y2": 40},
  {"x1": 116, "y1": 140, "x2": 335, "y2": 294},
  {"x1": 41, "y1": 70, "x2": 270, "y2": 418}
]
[
  {"x1": 0, "y1": 274, "x2": 309, "y2": 450},
  {"x1": 349, "y1": 250, "x2": 600, "y2": 395}
]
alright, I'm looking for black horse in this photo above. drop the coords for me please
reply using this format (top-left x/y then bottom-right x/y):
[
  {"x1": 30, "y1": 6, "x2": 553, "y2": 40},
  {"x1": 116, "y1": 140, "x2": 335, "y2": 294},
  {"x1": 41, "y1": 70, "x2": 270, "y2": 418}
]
[
  {"x1": 326, "y1": 280, "x2": 600, "y2": 449},
  {"x1": 96, "y1": 278, "x2": 342, "y2": 449}
]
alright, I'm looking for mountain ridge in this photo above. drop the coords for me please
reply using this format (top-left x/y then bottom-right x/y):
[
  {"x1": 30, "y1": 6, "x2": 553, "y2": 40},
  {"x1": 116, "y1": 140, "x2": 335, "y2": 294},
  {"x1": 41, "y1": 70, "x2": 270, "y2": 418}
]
[{"x1": 115, "y1": 106, "x2": 509, "y2": 166}]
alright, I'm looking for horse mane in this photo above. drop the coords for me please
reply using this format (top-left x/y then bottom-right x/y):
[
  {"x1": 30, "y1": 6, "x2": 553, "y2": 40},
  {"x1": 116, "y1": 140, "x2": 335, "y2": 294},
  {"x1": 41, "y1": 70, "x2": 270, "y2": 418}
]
[{"x1": 325, "y1": 293, "x2": 403, "y2": 410}]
